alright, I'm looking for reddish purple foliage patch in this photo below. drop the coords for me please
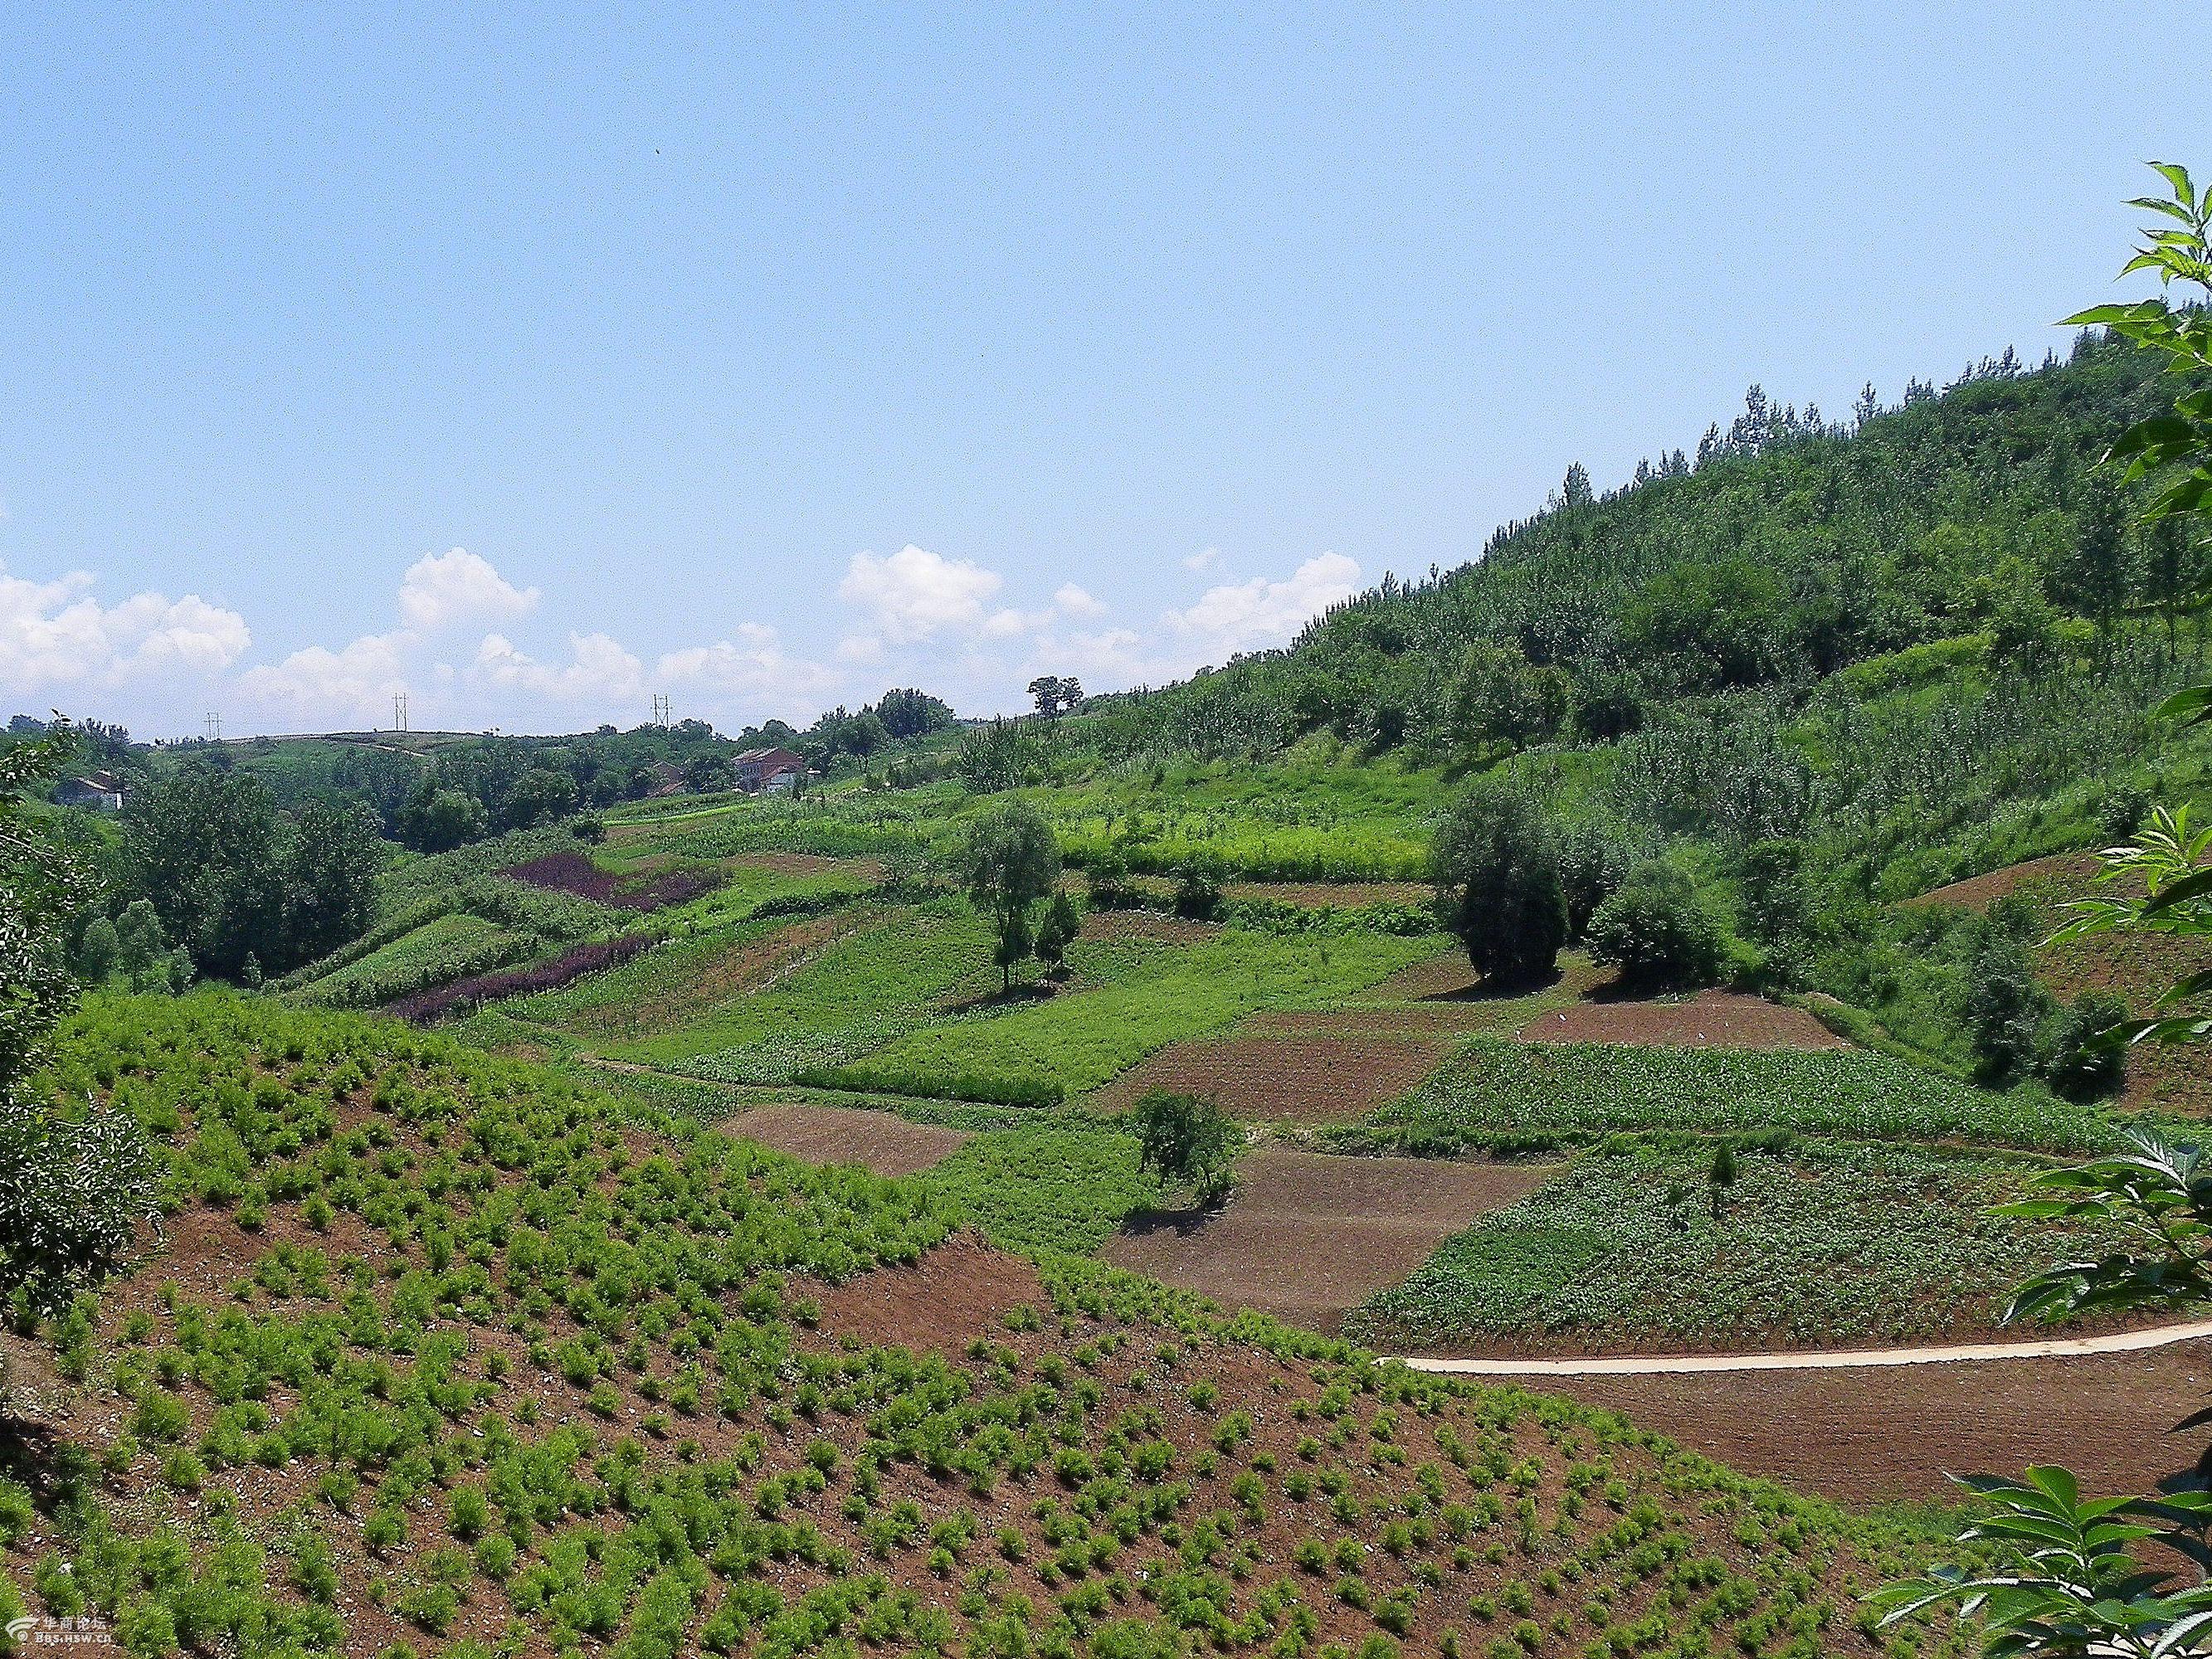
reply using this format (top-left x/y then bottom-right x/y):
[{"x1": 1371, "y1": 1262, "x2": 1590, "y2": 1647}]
[
  {"x1": 387, "y1": 933, "x2": 655, "y2": 1024},
  {"x1": 501, "y1": 850, "x2": 719, "y2": 912}
]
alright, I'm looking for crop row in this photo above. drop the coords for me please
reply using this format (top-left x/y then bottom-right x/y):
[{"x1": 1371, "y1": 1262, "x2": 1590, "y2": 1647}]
[
  {"x1": 1344, "y1": 1139, "x2": 2112, "y2": 1351},
  {"x1": 1349, "y1": 1037, "x2": 2117, "y2": 1155}
]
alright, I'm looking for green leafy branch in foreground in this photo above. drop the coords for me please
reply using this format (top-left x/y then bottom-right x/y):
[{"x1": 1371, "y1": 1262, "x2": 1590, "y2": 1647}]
[
  {"x1": 2047, "y1": 803, "x2": 2212, "y2": 1048},
  {"x1": 1995, "y1": 1128, "x2": 2212, "y2": 1322},
  {"x1": 1867, "y1": 1468, "x2": 2212, "y2": 1659},
  {"x1": 1873, "y1": 158, "x2": 2212, "y2": 1659}
]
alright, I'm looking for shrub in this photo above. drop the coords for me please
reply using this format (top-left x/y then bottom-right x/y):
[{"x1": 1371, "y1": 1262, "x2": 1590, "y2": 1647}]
[
  {"x1": 2044, "y1": 991, "x2": 2129, "y2": 1101},
  {"x1": 1585, "y1": 864, "x2": 1722, "y2": 989},
  {"x1": 1171, "y1": 854, "x2": 1227, "y2": 922},
  {"x1": 1962, "y1": 936, "x2": 2054, "y2": 1084}
]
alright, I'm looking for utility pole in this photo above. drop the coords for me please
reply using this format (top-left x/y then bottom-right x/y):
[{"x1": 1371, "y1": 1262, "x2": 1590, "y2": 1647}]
[
  {"x1": 652, "y1": 693, "x2": 671, "y2": 727},
  {"x1": 203, "y1": 712, "x2": 222, "y2": 743},
  {"x1": 392, "y1": 691, "x2": 409, "y2": 733}
]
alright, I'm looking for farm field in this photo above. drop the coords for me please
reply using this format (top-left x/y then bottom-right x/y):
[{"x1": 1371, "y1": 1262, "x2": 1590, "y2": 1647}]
[
  {"x1": 1343, "y1": 1141, "x2": 2124, "y2": 1355},
  {"x1": 1550, "y1": 1338, "x2": 2212, "y2": 1503},
  {"x1": 1514, "y1": 990, "x2": 1845, "y2": 1051},
  {"x1": 4, "y1": 990, "x2": 1942, "y2": 1659},
  {"x1": 718, "y1": 1102, "x2": 975, "y2": 1178},
  {"x1": 1347, "y1": 1035, "x2": 2115, "y2": 1155},
  {"x1": 1097, "y1": 1150, "x2": 1554, "y2": 1331}
]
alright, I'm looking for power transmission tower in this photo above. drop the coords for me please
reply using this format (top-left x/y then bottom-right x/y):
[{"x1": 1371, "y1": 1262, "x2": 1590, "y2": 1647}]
[
  {"x1": 392, "y1": 691, "x2": 409, "y2": 733},
  {"x1": 203, "y1": 712, "x2": 222, "y2": 742},
  {"x1": 652, "y1": 694, "x2": 671, "y2": 727}
]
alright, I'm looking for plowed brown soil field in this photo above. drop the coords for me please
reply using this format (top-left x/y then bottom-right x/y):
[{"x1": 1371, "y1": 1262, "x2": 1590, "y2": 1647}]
[
  {"x1": 1089, "y1": 1034, "x2": 1459, "y2": 1120},
  {"x1": 1099, "y1": 1149, "x2": 1553, "y2": 1331},
  {"x1": 723, "y1": 1102, "x2": 971, "y2": 1177},
  {"x1": 1517, "y1": 989, "x2": 1848, "y2": 1050},
  {"x1": 1557, "y1": 1338, "x2": 2212, "y2": 1502}
]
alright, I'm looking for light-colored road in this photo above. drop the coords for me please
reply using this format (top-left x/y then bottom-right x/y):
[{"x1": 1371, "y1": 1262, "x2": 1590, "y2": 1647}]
[{"x1": 1391, "y1": 1316, "x2": 2212, "y2": 1376}]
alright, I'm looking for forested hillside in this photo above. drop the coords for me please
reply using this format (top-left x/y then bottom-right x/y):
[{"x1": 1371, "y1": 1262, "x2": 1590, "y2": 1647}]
[{"x1": 1082, "y1": 333, "x2": 2201, "y2": 764}]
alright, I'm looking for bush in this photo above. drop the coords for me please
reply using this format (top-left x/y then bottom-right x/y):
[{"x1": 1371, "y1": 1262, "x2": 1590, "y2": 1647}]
[
  {"x1": 1171, "y1": 854, "x2": 1227, "y2": 922},
  {"x1": 1962, "y1": 936, "x2": 2054, "y2": 1085},
  {"x1": 1432, "y1": 786, "x2": 1568, "y2": 986},
  {"x1": 1585, "y1": 864, "x2": 1723, "y2": 989},
  {"x1": 2044, "y1": 991, "x2": 2129, "y2": 1101}
]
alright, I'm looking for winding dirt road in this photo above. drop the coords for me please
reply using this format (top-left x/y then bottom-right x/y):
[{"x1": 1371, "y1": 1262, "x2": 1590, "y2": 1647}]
[{"x1": 1390, "y1": 1316, "x2": 2212, "y2": 1375}]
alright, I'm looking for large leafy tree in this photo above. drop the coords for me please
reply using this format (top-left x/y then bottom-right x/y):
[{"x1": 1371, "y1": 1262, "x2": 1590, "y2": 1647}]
[
  {"x1": 279, "y1": 799, "x2": 383, "y2": 969},
  {"x1": 1130, "y1": 1091, "x2": 1242, "y2": 1205},
  {"x1": 0, "y1": 725, "x2": 156, "y2": 1367},
  {"x1": 1432, "y1": 783, "x2": 1568, "y2": 986},
  {"x1": 122, "y1": 767, "x2": 285, "y2": 978},
  {"x1": 962, "y1": 801, "x2": 1060, "y2": 991}
]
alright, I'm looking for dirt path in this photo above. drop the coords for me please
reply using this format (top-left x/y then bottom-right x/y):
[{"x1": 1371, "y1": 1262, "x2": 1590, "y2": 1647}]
[{"x1": 1391, "y1": 1316, "x2": 2212, "y2": 1374}]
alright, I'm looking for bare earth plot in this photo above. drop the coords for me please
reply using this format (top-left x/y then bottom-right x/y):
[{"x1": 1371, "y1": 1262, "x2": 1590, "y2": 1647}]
[
  {"x1": 1516, "y1": 989, "x2": 1847, "y2": 1051},
  {"x1": 1090, "y1": 1034, "x2": 1460, "y2": 1121},
  {"x1": 722, "y1": 1103, "x2": 971, "y2": 1177},
  {"x1": 1100, "y1": 1149, "x2": 1553, "y2": 1332},
  {"x1": 1549, "y1": 1340, "x2": 2212, "y2": 1503},
  {"x1": 813, "y1": 1230, "x2": 1044, "y2": 1358}
]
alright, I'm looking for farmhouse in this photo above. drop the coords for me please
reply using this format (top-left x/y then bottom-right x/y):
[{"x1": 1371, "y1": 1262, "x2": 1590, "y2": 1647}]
[
  {"x1": 734, "y1": 745, "x2": 806, "y2": 794},
  {"x1": 53, "y1": 768, "x2": 127, "y2": 810}
]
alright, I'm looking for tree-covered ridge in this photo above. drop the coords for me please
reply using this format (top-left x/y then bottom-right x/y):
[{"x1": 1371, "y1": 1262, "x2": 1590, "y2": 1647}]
[{"x1": 1077, "y1": 333, "x2": 2201, "y2": 763}]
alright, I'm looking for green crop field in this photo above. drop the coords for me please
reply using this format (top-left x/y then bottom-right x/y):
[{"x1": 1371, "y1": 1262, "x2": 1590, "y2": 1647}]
[
  {"x1": 1344, "y1": 1140, "x2": 2117, "y2": 1352},
  {"x1": 1344, "y1": 1036, "x2": 2118, "y2": 1155},
  {"x1": 831, "y1": 927, "x2": 1441, "y2": 1103}
]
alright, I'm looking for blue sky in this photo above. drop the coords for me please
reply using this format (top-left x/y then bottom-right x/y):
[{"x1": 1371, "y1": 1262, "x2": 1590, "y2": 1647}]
[{"x1": 0, "y1": 2, "x2": 2198, "y2": 738}]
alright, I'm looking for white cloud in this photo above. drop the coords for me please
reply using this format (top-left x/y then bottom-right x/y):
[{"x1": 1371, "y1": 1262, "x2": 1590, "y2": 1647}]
[
  {"x1": 1183, "y1": 547, "x2": 1222, "y2": 572},
  {"x1": 838, "y1": 544, "x2": 1002, "y2": 644},
  {"x1": 0, "y1": 565, "x2": 250, "y2": 693},
  {"x1": 1053, "y1": 582, "x2": 1107, "y2": 618},
  {"x1": 657, "y1": 622, "x2": 831, "y2": 711},
  {"x1": 1170, "y1": 552, "x2": 1361, "y2": 656},
  {"x1": 399, "y1": 547, "x2": 540, "y2": 630},
  {"x1": 473, "y1": 630, "x2": 644, "y2": 704},
  {"x1": 234, "y1": 631, "x2": 412, "y2": 722}
]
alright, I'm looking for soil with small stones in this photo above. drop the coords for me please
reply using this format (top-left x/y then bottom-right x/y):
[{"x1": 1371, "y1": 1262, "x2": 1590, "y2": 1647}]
[
  {"x1": 1100, "y1": 1149, "x2": 1553, "y2": 1332},
  {"x1": 811, "y1": 1230, "x2": 1045, "y2": 1357},
  {"x1": 722, "y1": 1102, "x2": 972, "y2": 1177},
  {"x1": 1088, "y1": 1034, "x2": 1459, "y2": 1121},
  {"x1": 1079, "y1": 909, "x2": 1220, "y2": 944},
  {"x1": 1517, "y1": 990, "x2": 1848, "y2": 1051},
  {"x1": 1556, "y1": 1338, "x2": 2212, "y2": 1502}
]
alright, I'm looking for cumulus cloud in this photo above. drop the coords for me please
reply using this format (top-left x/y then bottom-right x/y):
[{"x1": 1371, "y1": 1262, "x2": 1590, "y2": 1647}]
[
  {"x1": 0, "y1": 565, "x2": 250, "y2": 693},
  {"x1": 399, "y1": 548, "x2": 540, "y2": 630},
  {"x1": 1053, "y1": 582, "x2": 1107, "y2": 618},
  {"x1": 1182, "y1": 547, "x2": 1222, "y2": 572},
  {"x1": 234, "y1": 632, "x2": 412, "y2": 722},
  {"x1": 1170, "y1": 552, "x2": 1360, "y2": 656},
  {"x1": 658, "y1": 622, "x2": 831, "y2": 710},
  {"x1": 473, "y1": 630, "x2": 644, "y2": 704},
  {"x1": 838, "y1": 544, "x2": 1002, "y2": 645}
]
